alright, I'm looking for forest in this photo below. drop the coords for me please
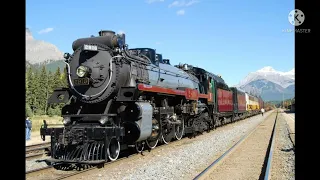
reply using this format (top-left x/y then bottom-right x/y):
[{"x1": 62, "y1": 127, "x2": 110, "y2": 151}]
[{"x1": 25, "y1": 65, "x2": 68, "y2": 117}]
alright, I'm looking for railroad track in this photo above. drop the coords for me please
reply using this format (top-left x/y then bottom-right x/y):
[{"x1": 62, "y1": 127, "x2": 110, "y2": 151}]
[
  {"x1": 26, "y1": 150, "x2": 144, "y2": 179},
  {"x1": 193, "y1": 110, "x2": 278, "y2": 180},
  {"x1": 26, "y1": 113, "x2": 269, "y2": 180},
  {"x1": 26, "y1": 142, "x2": 51, "y2": 160}
]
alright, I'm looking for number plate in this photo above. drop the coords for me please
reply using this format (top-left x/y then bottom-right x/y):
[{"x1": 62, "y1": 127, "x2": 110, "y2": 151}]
[{"x1": 74, "y1": 78, "x2": 89, "y2": 85}]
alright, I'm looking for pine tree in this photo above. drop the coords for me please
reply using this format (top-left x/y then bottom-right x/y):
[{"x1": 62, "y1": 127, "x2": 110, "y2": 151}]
[
  {"x1": 32, "y1": 69, "x2": 42, "y2": 115},
  {"x1": 47, "y1": 70, "x2": 59, "y2": 116},
  {"x1": 39, "y1": 66, "x2": 48, "y2": 114},
  {"x1": 26, "y1": 67, "x2": 33, "y2": 106},
  {"x1": 49, "y1": 67, "x2": 66, "y2": 116},
  {"x1": 26, "y1": 67, "x2": 39, "y2": 114},
  {"x1": 61, "y1": 66, "x2": 68, "y2": 87},
  {"x1": 26, "y1": 64, "x2": 71, "y2": 116},
  {"x1": 53, "y1": 67, "x2": 62, "y2": 89}
]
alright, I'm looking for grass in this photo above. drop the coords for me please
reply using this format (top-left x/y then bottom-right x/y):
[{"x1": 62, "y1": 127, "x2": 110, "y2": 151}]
[{"x1": 29, "y1": 115, "x2": 63, "y2": 132}]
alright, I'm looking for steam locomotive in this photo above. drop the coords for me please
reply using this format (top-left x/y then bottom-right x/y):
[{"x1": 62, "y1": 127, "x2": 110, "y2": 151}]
[{"x1": 40, "y1": 30, "x2": 265, "y2": 167}]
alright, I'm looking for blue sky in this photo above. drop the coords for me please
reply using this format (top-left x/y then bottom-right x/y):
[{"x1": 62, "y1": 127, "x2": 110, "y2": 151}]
[{"x1": 26, "y1": 0, "x2": 294, "y2": 86}]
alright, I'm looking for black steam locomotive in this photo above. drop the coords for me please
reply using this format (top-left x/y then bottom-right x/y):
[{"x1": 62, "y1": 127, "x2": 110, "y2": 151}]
[{"x1": 40, "y1": 30, "x2": 263, "y2": 168}]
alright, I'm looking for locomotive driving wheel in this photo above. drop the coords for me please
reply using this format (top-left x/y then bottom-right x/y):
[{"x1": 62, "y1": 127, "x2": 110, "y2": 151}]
[
  {"x1": 175, "y1": 116, "x2": 184, "y2": 140},
  {"x1": 146, "y1": 119, "x2": 160, "y2": 149},
  {"x1": 135, "y1": 141, "x2": 144, "y2": 153},
  {"x1": 107, "y1": 137, "x2": 120, "y2": 161},
  {"x1": 161, "y1": 120, "x2": 175, "y2": 144}
]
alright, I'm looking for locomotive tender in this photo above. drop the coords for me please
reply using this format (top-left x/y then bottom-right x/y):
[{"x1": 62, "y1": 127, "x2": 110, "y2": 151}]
[{"x1": 40, "y1": 30, "x2": 264, "y2": 167}]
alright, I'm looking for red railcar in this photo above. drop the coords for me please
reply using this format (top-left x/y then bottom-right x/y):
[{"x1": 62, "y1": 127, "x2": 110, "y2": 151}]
[
  {"x1": 230, "y1": 87, "x2": 246, "y2": 112},
  {"x1": 237, "y1": 92, "x2": 246, "y2": 112},
  {"x1": 217, "y1": 88, "x2": 233, "y2": 112}
]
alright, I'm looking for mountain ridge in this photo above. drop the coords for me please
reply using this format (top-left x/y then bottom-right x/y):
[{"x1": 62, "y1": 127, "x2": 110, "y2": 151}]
[
  {"x1": 26, "y1": 28, "x2": 64, "y2": 64},
  {"x1": 236, "y1": 66, "x2": 295, "y2": 101}
]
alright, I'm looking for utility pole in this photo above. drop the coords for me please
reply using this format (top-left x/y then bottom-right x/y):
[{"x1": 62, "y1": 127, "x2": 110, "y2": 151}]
[{"x1": 282, "y1": 93, "x2": 284, "y2": 109}]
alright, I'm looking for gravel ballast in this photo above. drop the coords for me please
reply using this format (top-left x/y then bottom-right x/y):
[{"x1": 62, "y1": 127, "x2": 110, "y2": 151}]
[
  {"x1": 26, "y1": 156, "x2": 51, "y2": 172},
  {"x1": 271, "y1": 113, "x2": 295, "y2": 180},
  {"x1": 66, "y1": 111, "x2": 274, "y2": 180}
]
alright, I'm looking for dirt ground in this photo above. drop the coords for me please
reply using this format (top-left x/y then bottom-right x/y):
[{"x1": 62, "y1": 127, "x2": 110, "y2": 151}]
[{"x1": 25, "y1": 131, "x2": 51, "y2": 146}]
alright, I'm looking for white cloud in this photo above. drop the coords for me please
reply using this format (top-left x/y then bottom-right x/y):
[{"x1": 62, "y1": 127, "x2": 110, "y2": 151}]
[
  {"x1": 185, "y1": 0, "x2": 199, "y2": 6},
  {"x1": 118, "y1": 30, "x2": 125, "y2": 34},
  {"x1": 176, "y1": 9, "x2": 185, "y2": 15},
  {"x1": 38, "y1": 28, "x2": 53, "y2": 34},
  {"x1": 169, "y1": 0, "x2": 199, "y2": 8},
  {"x1": 146, "y1": 0, "x2": 164, "y2": 4},
  {"x1": 169, "y1": 1, "x2": 180, "y2": 7},
  {"x1": 155, "y1": 42, "x2": 162, "y2": 45}
]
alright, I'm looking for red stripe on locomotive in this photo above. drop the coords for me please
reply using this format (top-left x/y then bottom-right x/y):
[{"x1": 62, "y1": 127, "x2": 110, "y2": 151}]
[
  {"x1": 217, "y1": 88, "x2": 233, "y2": 112},
  {"x1": 185, "y1": 88, "x2": 199, "y2": 100},
  {"x1": 137, "y1": 84, "x2": 185, "y2": 96},
  {"x1": 137, "y1": 84, "x2": 210, "y2": 100}
]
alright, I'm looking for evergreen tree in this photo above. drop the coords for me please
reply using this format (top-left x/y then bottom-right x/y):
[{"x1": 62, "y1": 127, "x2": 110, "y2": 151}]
[
  {"x1": 26, "y1": 67, "x2": 38, "y2": 114},
  {"x1": 32, "y1": 69, "x2": 42, "y2": 115},
  {"x1": 39, "y1": 66, "x2": 48, "y2": 114},
  {"x1": 26, "y1": 67, "x2": 33, "y2": 106},
  {"x1": 53, "y1": 67, "x2": 62, "y2": 89},
  {"x1": 25, "y1": 64, "x2": 69, "y2": 116},
  {"x1": 47, "y1": 70, "x2": 59, "y2": 116},
  {"x1": 61, "y1": 66, "x2": 68, "y2": 87}
]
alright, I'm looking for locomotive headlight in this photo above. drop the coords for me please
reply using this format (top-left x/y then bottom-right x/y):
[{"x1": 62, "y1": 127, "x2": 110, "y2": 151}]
[
  {"x1": 63, "y1": 117, "x2": 71, "y2": 125},
  {"x1": 76, "y1": 66, "x2": 88, "y2": 77},
  {"x1": 99, "y1": 116, "x2": 108, "y2": 125}
]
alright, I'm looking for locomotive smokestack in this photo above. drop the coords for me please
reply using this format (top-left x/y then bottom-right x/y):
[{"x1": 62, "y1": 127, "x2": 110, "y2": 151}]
[{"x1": 98, "y1": 30, "x2": 115, "y2": 37}]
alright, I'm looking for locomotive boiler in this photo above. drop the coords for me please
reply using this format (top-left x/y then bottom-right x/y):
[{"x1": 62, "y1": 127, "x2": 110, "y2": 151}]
[{"x1": 39, "y1": 29, "x2": 265, "y2": 168}]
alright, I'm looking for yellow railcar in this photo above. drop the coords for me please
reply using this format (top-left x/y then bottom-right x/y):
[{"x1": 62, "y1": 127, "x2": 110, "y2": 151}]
[{"x1": 245, "y1": 93, "x2": 260, "y2": 115}]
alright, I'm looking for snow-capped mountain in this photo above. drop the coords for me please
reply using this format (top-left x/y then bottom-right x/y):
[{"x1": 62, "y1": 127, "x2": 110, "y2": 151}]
[
  {"x1": 26, "y1": 28, "x2": 64, "y2": 64},
  {"x1": 237, "y1": 66, "x2": 294, "y2": 88},
  {"x1": 236, "y1": 66, "x2": 295, "y2": 101}
]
